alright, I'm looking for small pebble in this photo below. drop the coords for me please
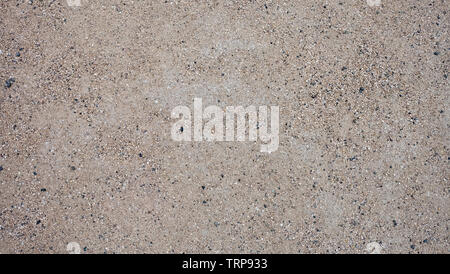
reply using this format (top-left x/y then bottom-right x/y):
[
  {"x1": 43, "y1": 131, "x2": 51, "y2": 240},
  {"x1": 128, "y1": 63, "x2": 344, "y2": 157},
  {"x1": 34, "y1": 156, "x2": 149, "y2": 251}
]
[{"x1": 4, "y1": 78, "x2": 15, "y2": 88}]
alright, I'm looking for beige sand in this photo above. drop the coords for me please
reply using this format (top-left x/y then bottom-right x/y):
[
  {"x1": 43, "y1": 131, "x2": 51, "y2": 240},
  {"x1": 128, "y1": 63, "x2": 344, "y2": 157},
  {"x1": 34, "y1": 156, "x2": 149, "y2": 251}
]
[{"x1": 0, "y1": 0, "x2": 448, "y2": 253}]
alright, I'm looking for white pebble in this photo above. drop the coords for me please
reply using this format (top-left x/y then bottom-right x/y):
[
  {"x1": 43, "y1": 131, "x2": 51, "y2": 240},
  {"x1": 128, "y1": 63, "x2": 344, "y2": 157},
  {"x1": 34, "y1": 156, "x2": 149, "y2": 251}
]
[{"x1": 367, "y1": 0, "x2": 381, "y2": 7}]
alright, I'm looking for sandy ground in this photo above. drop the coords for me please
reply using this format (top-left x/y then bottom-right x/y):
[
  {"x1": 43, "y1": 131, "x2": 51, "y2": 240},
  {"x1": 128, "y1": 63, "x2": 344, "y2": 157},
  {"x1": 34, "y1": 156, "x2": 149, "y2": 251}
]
[{"x1": 0, "y1": 0, "x2": 448, "y2": 254}]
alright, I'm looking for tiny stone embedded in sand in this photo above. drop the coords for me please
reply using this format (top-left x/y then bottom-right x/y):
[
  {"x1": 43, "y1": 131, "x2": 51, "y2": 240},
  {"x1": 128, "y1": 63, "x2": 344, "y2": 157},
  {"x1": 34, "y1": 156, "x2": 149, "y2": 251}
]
[
  {"x1": 367, "y1": 0, "x2": 381, "y2": 7},
  {"x1": 66, "y1": 0, "x2": 81, "y2": 7},
  {"x1": 66, "y1": 242, "x2": 81, "y2": 254},
  {"x1": 366, "y1": 242, "x2": 383, "y2": 254}
]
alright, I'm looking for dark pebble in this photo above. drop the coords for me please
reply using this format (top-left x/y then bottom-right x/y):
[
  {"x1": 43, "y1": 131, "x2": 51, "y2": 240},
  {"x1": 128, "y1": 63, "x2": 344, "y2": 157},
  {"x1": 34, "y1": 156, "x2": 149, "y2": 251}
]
[
  {"x1": 5, "y1": 78, "x2": 15, "y2": 88},
  {"x1": 433, "y1": 51, "x2": 440, "y2": 55},
  {"x1": 40, "y1": 188, "x2": 46, "y2": 192},
  {"x1": 0, "y1": 166, "x2": 3, "y2": 171}
]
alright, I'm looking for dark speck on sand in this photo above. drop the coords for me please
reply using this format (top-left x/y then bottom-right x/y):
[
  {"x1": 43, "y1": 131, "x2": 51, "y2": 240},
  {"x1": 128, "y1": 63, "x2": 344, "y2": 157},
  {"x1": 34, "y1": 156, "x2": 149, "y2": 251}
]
[{"x1": 5, "y1": 78, "x2": 15, "y2": 88}]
